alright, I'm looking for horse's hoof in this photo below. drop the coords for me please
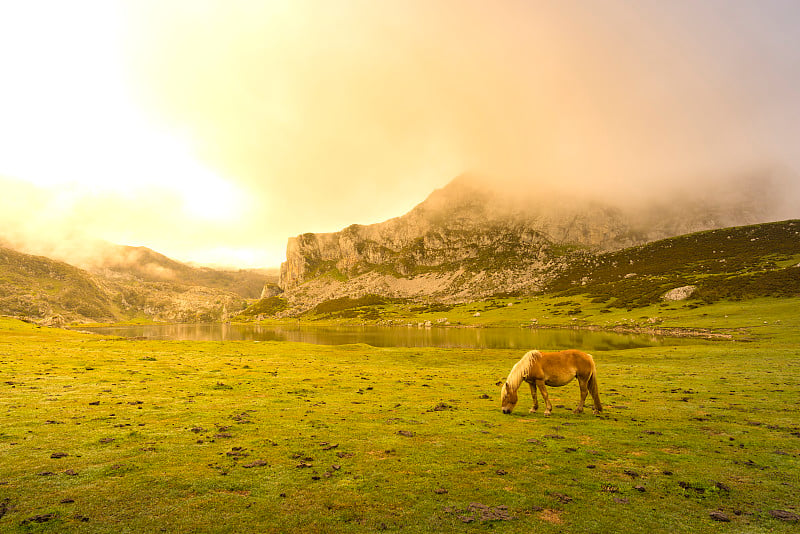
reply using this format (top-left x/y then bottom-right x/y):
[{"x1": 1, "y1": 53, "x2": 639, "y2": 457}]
[{"x1": 543, "y1": 411, "x2": 551, "y2": 416}]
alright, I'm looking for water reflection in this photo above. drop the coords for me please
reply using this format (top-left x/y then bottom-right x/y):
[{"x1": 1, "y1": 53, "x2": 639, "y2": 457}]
[{"x1": 77, "y1": 323, "x2": 693, "y2": 351}]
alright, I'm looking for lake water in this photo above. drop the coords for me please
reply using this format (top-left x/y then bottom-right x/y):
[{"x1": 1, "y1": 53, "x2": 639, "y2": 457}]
[{"x1": 76, "y1": 323, "x2": 697, "y2": 351}]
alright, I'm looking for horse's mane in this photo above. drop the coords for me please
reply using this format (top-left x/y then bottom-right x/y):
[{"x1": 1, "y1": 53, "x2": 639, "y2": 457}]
[{"x1": 504, "y1": 350, "x2": 541, "y2": 394}]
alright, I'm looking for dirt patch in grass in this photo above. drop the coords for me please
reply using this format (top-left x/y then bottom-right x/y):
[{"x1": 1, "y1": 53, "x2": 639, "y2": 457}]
[{"x1": 538, "y1": 508, "x2": 564, "y2": 524}]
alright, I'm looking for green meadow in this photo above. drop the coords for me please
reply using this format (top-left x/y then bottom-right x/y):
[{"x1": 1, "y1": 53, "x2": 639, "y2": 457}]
[{"x1": 1, "y1": 299, "x2": 799, "y2": 532}]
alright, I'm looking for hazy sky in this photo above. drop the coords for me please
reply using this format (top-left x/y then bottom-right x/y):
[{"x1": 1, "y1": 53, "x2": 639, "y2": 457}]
[{"x1": 1, "y1": 0, "x2": 799, "y2": 268}]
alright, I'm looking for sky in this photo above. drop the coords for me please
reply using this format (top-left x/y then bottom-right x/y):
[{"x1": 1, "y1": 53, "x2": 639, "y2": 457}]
[{"x1": 1, "y1": 0, "x2": 799, "y2": 268}]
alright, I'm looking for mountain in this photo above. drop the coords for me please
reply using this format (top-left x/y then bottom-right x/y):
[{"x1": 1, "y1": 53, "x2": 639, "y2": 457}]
[
  {"x1": 275, "y1": 174, "x2": 784, "y2": 313},
  {"x1": 0, "y1": 243, "x2": 275, "y2": 325}
]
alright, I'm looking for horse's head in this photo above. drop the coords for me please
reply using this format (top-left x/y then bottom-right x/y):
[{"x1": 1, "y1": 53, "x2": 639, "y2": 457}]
[{"x1": 500, "y1": 382, "x2": 518, "y2": 414}]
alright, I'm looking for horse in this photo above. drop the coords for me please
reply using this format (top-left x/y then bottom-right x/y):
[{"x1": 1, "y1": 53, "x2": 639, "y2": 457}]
[{"x1": 500, "y1": 349, "x2": 602, "y2": 415}]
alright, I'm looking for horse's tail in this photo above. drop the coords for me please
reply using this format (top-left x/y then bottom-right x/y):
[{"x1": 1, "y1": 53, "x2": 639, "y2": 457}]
[{"x1": 588, "y1": 358, "x2": 602, "y2": 413}]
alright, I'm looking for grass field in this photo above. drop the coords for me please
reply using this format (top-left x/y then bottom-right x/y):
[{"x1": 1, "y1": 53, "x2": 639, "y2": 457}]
[{"x1": 1, "y1": 303, "x2": 799, "y2": 532}]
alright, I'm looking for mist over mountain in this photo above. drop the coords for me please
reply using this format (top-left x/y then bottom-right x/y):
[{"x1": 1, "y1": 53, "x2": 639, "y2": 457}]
[{"x1": 276, "y1": 172, "x2": 794, "y2": 312}]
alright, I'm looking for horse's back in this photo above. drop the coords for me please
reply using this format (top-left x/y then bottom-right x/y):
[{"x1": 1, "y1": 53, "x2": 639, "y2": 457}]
[
  {"x1": 539, "y1": 350, "x2": 595, "y2": 374},
  {"x1": 540, "y1": 349, "x2": 593, "y2": 362}
]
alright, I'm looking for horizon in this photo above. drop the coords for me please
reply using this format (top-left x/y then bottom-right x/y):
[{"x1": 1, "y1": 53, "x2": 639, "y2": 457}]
[{"x1": 2, "y1": 1, "x2": 800, "y2": 269}]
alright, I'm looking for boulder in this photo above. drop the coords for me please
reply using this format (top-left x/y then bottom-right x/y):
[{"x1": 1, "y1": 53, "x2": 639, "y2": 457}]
[{"x1": 662, "y1": 285, "x2": 697, "y2": 301}]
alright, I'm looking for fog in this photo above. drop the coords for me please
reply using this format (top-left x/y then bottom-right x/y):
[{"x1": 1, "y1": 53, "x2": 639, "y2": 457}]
[{"x1": 1, "y1": 1, "x2": 799, "y2": 267}]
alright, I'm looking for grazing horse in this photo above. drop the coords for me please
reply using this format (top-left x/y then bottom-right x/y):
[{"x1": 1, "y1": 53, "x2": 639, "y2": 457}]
[{"x1": 500, "y1": 350, "x2": 602, "y2": 415}]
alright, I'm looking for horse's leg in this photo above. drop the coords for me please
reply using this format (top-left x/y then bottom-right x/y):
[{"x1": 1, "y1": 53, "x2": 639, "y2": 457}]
[
  {"x1": 528, "y1": 381, "x2": 538, "y2": 413},
  {"x1": 574, "y1": 375, "x2": 589, "y2": 414},
  {"x1": 536, "y1": 380, "x2": 552, "y2": 415},
  {"x1": 589, "y1": 372, "x2": 602, "y2": 414}
]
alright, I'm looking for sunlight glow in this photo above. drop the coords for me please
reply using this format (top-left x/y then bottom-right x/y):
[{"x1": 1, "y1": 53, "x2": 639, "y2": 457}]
[{"x1": 0, "y1": 1, "x2": 243, "y2": 222}]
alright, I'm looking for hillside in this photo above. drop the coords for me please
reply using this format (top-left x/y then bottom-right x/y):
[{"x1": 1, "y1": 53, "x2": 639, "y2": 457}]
[
  {"x1": 0, "y1": 247, "x2": 120, "y2": 325},
  {"x1": 274, "y1": 174, "x2": 785, "y2": 314},
  {"x1": 0, "y1": 245, "x2": 254, "y2": 325},
  {"x1": 549, "y1": 220, "x2": 800, "y2": 308}
]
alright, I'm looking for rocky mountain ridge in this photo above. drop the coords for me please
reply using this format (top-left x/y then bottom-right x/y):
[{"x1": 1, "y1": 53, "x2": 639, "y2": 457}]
[{"x1": 276, "y1": 174, "x2": 784, "y2": 314}]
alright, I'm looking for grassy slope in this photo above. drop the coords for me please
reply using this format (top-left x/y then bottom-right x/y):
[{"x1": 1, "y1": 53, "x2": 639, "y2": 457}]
[
  {"x1": 1, "y1": 313, "x2": 798, "y2": 533},
  {"x1": 0, "y1": 247, "x2": 121, "y2": 323}
]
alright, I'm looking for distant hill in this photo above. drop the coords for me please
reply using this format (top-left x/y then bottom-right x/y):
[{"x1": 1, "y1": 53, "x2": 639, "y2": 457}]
[
  {"x1": 274, "y1": 173, "x2": 789, "y2": 314},
  {"x1": 0, "y1": 246, "x2": 119, "y2": 325},
  {"x1": 0, "y1": 243, "x2": 275, "y2": 325}
]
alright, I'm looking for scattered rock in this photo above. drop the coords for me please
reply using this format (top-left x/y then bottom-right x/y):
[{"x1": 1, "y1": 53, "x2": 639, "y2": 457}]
[
  {"x1": 50, "y1": 452, "x2": 68, "y2": 459},
  {"x1": 99, "y1": 438, "x2": 114, "y2": 444},
  {"x1": 624, "y1": 469, "x2": 639, "y2": 478},
  {"x1": 709, "y1": 511, "x2": 730, "y2": 522},
  {"x1": 88, "y1": 401, "x2": 100, "y2": 406},
  {"x1": 64, "y1": 469, "x2": 78, "y2": 476},
  {"x1": 397, "y1": 430, "x2": 415, "y2": 437},
  {"x1": 434, "y1": 488, "x2": 448, "y2": 495},
  {"x1": 634, "y1": 485, "x2": 646, "y2": 492},
  {"x1": 243, "y1": 460, "x2": 268, "y2": 468},
  {"x1": 21, "y1": 513, "x2": 56, "y2": 525},
  {"x1": 495, "y1": 469, "x2": 507, "y2": 476},
  {"x1": 321, "y1": 443, "x2": 339, "y2": 451},
  {"x1": 296, "y1": 462, "x2": 313, "y2": 468},
  {"x1": 479, "y1": 394, "x2": 490, "y2": 399},
  {"x1": 613, "y1": 497, "x2": 629, "y2": 504},
  {"x1": 60, "y1": 499, "x2": 75, "y2": 504},
  {"x1": 769, "y1": 510, "x2": 799, "y2": 521}
]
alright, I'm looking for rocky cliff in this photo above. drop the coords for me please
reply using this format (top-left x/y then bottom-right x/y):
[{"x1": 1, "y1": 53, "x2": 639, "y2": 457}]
[{"x1": 276, "y1": 174, "x2": 780, "y2": 312}]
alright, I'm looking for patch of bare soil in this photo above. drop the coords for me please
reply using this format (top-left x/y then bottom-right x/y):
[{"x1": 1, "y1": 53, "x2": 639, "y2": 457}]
[
  {"x1": 537, "y1": 508, "x2": 563, "y2": 524},
  {"x1": 443, "y1": 503, "x2": 514, "y2": 523},
  {"x1": 20, "y1": 513, "x2": 56, "y2": 525}
]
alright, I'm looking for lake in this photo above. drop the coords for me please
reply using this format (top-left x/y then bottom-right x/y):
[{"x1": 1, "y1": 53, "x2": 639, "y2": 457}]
[{"x1": 76, "y1": 323, "x2": 699, "y2": 351}]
